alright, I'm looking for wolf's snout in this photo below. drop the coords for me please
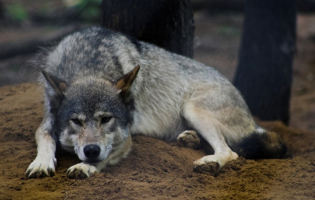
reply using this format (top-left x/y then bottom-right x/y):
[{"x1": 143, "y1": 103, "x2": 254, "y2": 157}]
[{"x1": 84, "y1": 144, "x2": 100, "y2": 159}]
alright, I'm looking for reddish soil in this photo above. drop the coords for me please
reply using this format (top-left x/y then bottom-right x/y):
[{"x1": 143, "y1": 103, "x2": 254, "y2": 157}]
[{"x1": 1, "y1": 12, "x2": 315, "y2": 200}]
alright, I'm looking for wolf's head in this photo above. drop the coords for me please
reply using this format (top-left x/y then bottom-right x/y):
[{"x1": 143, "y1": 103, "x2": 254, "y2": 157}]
[{"x1": 42, "y1": 66, "x2": 140, "y2": 164}]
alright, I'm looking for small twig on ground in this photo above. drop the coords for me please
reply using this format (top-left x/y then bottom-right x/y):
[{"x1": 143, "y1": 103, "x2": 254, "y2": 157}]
[
  {"x1": 64, "y1": 191, "x2": 68, "y2": 200},
  {"x1": 291, "y1": 170, "x2": 297, "y2": 177}
]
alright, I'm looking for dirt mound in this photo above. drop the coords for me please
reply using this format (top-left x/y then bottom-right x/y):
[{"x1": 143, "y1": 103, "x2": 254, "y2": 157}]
[{"x1": 0, "y1": 83, "x2": 315, "y2": 199}]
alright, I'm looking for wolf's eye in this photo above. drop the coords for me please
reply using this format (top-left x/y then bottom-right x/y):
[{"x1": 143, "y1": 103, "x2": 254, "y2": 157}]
[
  {"x1": 101, "y1": 116, "x2": 112, "y2": 124},
  {"x1": 71, "y1": 119, "x2": 82, "y2": 126}
]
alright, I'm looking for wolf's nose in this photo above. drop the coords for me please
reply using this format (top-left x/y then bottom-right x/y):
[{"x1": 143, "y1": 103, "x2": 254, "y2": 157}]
[{"x1": 84, "y1": 144, "x2": 100, "y2": 159}]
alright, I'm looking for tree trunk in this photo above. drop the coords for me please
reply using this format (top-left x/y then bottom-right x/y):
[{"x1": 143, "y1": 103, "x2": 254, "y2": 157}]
[
  {"x1": 0, "y1": 0, "x2": 4, "y2": 19},
  {"x1": 101, "y1": 0, "x2": 195, "y2": 58},
  {"x1": 233, "y1": 0, "x2": 296, "y2": 125}
]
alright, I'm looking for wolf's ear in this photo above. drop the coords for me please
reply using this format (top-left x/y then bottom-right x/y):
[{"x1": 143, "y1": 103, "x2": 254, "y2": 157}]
[
  {"x1": 115, "y1": 65, "x2": 140, "y2": 96},
  {"x1": 41, "y1": 70, "x2": 67, "y2": 97}
]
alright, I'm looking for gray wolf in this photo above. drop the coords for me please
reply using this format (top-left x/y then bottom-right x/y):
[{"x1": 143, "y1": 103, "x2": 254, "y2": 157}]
[{"x1": 26, "y1": 27, "x2": 288, "y2": 179}]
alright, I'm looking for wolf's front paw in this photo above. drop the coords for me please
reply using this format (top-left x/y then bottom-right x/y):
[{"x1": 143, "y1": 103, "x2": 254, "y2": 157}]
[
  {"x1": 66, "y1": 163, "x2": 98, "y2": 179},
  {"x1": 26, "y1": 156, "x2": 57, "y2": 178},
  {"x1": 177, "y1": 130, "x2": 200, "y2": 149}
]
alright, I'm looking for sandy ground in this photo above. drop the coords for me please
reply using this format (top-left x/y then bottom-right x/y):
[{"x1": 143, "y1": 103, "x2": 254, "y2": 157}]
[
  {"x1": 0, "y1": 84, "x2": 315, "y2": 199},
  {"x1": 0, "y1": 12, "x2": 315, "y2": 199}
]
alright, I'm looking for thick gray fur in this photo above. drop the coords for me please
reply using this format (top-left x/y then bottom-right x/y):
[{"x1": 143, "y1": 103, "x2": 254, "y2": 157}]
[{"x1": 26, "y1": 27, "x2": 287, "y2": 179}]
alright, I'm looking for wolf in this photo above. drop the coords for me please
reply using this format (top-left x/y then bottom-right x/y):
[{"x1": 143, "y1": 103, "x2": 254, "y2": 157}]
[{"x1": 26, "y1": 27, "x2": 288, "y2": 179}]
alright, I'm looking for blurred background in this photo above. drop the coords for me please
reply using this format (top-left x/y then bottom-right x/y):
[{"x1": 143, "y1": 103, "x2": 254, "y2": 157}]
[{"x1": 0, "y1": 0, "x2": 315, "y2": 131}]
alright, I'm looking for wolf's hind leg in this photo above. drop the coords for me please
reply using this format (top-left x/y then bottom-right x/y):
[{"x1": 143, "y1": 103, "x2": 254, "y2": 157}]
[
  {"x1": 26, "y1": 114, "x2": 57, "y2": 178},
  {"x1": 177, "y1": 130, "x2": 200, "y2": 149},
  {"x1": 182, "y1": 102, "x2": 238, "y2": 175}
]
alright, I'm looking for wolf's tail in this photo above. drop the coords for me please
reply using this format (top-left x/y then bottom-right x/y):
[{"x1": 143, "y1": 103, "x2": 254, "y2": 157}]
[{"x1": 231, "y1": 127, "x2": 290, "y2": 159}]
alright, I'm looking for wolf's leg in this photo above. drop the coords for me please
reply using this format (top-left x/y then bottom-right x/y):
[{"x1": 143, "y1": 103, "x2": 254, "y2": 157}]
[
  {"x1": 177, "y1": 130, "x2": 200, "y2": 149},
  {"x1": 26, "y1": 113, "x2": 57, "y2": 178},
  {"x1": 182, "y1": 102, "x2": 238, "y2": 175}
]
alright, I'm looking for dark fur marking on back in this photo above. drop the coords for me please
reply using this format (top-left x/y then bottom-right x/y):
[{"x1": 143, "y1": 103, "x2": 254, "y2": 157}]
[{"x1": 126, "y1": 35, "x2": 142, "y2": 54}]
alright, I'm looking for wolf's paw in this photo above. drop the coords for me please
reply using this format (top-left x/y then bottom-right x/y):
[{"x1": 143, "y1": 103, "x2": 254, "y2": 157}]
[
  {"x1": 66, "y1": 163, "x2": 98, "y2": 179},
  {"x1": 194, "y1": 155, "x2": 220, "y2": 176},
  {"x1": 26, "y1": 156, "x2": 57, "y2": 178},
  {"x1": 194, "y1": 152, "x2": 238, "y2": 176},
  {"x1": 177, "y1": 130, "x2": 200, "y2": 149}
]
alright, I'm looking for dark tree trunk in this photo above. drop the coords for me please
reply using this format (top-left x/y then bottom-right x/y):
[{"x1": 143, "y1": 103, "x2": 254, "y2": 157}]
[
  {"x1": 233, "y1": 0, "x2": 296, "y2": 125},
  {"x1": 101, "y1": 0, "x2": 194, "y2": 58},
  {"x1": 0, "y1": 0, "x2": 4, "y2": 19}
]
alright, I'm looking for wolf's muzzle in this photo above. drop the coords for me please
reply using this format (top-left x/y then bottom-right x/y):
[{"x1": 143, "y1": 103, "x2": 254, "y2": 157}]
[{"x1": 84, "y1": 144, "x2": 100, "y2": 160}]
